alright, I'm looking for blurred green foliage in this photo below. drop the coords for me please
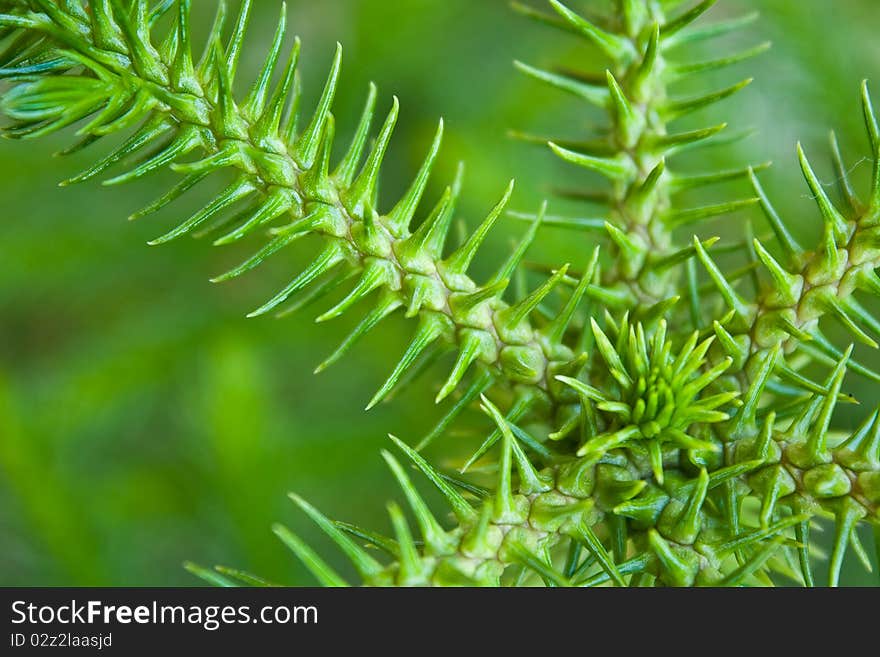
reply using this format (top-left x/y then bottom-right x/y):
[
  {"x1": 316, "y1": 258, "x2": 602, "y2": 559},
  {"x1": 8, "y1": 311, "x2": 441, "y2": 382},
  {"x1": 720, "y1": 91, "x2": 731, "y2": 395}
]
[{"x1": 1, "y1": 0, "x2": 878, "y2": 586}]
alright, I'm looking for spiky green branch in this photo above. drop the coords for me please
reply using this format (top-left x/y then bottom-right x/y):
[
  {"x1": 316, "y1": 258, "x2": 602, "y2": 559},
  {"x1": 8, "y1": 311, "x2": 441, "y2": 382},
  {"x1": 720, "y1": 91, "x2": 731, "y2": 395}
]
[
  {"x1": 0, "y1": 0, "x2": 597, "y2": 421},
  {"x1": 696, "y1": 83, "x2": 880, "y2": 584},
  {"x1": 700, "y1": 87, "x2": 880, "y2": 390},
  {"x1": 512, "y1": 0, "x2": 762, "y2": 310}
]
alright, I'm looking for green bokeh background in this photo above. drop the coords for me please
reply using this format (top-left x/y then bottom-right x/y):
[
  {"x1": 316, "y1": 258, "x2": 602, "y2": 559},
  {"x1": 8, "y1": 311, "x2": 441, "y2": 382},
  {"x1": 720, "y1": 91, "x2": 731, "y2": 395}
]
[{"x1": 1, "y1": 0, "x2": 878, "y2": 586}]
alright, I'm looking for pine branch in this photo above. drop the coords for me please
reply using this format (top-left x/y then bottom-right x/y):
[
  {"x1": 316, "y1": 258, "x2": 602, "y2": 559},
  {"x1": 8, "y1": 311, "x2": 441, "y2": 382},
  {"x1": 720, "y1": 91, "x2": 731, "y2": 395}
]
[
  {"x1": 704, "y1": 85, "x2": 880, "y2": 584},
  {"x1": 512, "y1": 0, "x2": 762, "y2": 309},
  {"x1": 0, "y1": 0, "x2": 596, "y2": 417},
  {"x1": 699, "y1": 92, "x2": 880, "y2": 393}
]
